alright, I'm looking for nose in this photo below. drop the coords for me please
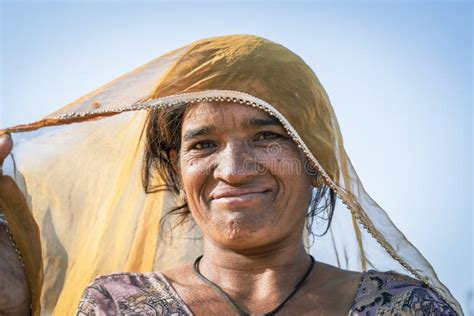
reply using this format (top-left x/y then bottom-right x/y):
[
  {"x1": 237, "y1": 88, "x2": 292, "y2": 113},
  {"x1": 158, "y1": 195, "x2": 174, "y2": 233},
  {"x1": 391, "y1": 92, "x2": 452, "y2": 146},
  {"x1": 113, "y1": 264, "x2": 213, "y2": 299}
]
[{"x1": 213, "y1": 142, "x2": 260, "y2": 185}]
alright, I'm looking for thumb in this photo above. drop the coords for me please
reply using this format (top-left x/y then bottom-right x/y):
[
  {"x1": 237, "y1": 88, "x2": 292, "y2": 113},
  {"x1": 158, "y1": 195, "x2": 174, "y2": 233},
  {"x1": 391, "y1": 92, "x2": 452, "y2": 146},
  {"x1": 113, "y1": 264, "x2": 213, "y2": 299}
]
[{"x1": 0, "y1": 133, "x2": 13, "y2": 168}]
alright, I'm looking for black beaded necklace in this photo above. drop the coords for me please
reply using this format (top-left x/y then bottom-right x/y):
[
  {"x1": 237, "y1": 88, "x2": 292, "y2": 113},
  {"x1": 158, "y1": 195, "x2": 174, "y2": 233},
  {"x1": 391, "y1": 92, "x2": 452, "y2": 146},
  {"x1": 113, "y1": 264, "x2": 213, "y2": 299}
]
[{"x1": 192, "y1": 255, "x2": 315, "y2": 316}]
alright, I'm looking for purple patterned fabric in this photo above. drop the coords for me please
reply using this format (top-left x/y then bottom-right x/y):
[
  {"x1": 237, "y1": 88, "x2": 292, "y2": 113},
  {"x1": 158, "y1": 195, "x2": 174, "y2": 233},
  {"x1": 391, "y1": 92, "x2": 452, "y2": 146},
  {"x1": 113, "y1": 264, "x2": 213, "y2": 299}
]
[
  {"x1": 76, "y1": 272, "x2": 193, "y2": 316},
  {"x1": 350, "y1": 270, "x2": 456, "y2": 315},
  {"x1": 76, "y1": 270, "x2": 456, "y2": 315}
]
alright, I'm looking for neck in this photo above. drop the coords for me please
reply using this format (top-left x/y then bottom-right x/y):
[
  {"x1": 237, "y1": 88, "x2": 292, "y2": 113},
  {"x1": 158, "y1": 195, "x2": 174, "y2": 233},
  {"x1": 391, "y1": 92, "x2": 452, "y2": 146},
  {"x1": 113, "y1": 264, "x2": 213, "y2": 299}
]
[
  {"x1": 201, "y1": 237, "x2": 309, "y2": 270},
  {"x1": 198, "y1": 238, "x2": 312, "y2": 313}
]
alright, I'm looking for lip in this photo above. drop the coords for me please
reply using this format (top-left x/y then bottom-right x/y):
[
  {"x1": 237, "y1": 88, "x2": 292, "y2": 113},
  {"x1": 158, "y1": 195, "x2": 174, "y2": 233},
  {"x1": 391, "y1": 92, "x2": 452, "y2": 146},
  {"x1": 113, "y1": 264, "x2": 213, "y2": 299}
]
[
  {"x1": 211, "y1": 188, "x2": 271, "y2": 209},
  {"x1": 211, "y1": 187, "x2": 269, "y2": 200}
]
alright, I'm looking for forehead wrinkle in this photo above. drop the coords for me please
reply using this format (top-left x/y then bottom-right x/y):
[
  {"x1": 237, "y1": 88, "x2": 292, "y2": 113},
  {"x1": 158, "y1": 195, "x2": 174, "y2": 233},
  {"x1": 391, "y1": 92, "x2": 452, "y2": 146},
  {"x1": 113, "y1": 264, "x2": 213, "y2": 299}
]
[
  {"x1": 230, "y1": 112, "x2": 239, "y2": 130},
  {"x1": 182, "y1": 103, "x2": 229, "y2": 140},
  {"x1": 182, "y1": 102, "x2": 283, "y2": 140}
]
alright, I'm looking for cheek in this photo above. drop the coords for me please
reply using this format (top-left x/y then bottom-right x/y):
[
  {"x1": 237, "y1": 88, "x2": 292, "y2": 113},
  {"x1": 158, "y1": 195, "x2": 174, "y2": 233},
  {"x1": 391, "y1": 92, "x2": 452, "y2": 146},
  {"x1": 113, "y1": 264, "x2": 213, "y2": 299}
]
[
  {"x1": 179, "y1": 155, "x2": 213, "y2": 215},
  {"x1": 179, "y1": 153, "x2": 210, "y2": 187},
  {"x1": 256, "y1": 143, "x2": 302, "y2": 174},
  {"x1": 262, "y1": 146, "x2": 313, "y2": 213},
  {"x1": 258, "y1": 145, "x2": 307, "y2": 182}
]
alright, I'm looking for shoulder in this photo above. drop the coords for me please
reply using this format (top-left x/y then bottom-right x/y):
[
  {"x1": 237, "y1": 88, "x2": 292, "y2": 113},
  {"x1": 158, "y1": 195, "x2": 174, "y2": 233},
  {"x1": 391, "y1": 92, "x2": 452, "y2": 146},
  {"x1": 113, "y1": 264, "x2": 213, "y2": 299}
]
[
  {"x1": 161, "y1": 263, "x2": 196, "y2": 286},
  {"x1": 350, "y1": 270, "x2": 457, "y2": 315},
  {"x1": 76, "y1": 272, "x2": 192, "y2": 315}
]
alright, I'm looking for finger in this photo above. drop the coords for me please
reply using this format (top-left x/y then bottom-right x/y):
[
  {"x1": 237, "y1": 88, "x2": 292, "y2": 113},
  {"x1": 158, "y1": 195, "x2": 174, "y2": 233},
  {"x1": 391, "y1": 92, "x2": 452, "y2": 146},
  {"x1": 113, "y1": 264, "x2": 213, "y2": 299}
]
[{"x1": 0, "y1": 133, "x2": 13, "y2": 167}]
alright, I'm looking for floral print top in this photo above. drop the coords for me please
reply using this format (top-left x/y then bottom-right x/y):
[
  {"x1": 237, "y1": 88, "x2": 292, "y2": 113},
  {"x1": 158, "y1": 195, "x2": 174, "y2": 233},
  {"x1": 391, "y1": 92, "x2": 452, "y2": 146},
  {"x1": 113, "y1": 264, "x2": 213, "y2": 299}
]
[
  {"x1": 349, "y1": 270, "x2": 456, "y2": 315},
  {"x1": 76, "y1": 270, "x2": 457, "y2": 315}
]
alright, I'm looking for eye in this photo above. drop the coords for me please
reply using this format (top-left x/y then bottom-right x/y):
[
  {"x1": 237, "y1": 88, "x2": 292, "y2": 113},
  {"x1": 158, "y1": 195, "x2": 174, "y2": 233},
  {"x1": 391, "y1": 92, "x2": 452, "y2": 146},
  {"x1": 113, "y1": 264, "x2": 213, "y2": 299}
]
[
  {"x1": 192, "y1": 140, "x2": 216, "y2": 150},
  {"x1": 255, "y1": 131, "x2": 283, "y2": 141}
]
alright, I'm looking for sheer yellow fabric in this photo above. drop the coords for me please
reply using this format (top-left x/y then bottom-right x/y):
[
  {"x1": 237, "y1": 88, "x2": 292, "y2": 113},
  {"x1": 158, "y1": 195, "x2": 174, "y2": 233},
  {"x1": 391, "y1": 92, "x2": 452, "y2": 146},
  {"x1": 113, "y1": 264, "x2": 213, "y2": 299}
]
[
  {"x1": 0, "y1": 175, "x2": 43, "y2": 315},
  {"x1": 1, "y1": 34, "x2": 462, "y2": 315}
]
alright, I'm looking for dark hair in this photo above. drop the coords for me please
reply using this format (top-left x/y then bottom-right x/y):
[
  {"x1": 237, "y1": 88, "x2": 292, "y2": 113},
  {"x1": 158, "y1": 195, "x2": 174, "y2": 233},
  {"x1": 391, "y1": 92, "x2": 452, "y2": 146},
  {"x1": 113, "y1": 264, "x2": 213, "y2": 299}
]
[{"x1": 142, "y1": 103, "x2": 336, "y2": 241}]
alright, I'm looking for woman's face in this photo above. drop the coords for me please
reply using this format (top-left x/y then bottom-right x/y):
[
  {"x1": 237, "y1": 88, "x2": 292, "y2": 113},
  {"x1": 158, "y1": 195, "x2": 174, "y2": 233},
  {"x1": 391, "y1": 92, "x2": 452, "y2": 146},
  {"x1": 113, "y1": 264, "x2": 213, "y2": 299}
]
[{"x1": 178, "y1": 102, "x2": 314, "y2": 251}]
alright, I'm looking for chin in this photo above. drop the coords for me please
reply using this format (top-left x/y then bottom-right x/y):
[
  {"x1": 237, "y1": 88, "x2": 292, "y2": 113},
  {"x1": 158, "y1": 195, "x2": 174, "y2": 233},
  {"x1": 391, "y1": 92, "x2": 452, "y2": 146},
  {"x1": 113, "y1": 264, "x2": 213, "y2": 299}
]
[
  {"x1": 223, "y1": 217, "x2": 254, "y2": 240},
  {"x1": 205, "y1": 207, "x2": 283, "y2": 247},
  {"x1": 216, "y1": 218, "x2": 275, "y2": 250}
]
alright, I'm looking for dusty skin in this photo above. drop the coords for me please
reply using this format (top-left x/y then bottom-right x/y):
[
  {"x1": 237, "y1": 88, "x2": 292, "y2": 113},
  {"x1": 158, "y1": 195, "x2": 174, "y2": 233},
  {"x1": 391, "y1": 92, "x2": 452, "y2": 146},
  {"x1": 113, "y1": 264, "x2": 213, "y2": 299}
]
[
  {"x1": 162, "y1": 102, "x2": 362, "y2": 315},
  {"x1": 0, "y1": 133, "x2": 31, "y2": 315}
]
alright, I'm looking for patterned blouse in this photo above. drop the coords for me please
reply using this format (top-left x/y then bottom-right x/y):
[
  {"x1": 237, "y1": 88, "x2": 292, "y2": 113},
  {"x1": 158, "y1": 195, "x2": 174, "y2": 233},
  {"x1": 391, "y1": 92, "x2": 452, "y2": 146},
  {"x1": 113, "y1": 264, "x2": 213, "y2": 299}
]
[{"x1": 76, "y1": 270, "x2": 457, "y2": 315}]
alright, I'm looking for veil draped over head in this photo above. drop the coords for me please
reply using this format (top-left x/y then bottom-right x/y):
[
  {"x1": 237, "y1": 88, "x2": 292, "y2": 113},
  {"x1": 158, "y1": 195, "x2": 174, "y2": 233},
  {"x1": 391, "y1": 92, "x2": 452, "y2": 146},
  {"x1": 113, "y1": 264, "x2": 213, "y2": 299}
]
[{"x1": 0, "y1": 34, "x2": 462, "y2": 315}]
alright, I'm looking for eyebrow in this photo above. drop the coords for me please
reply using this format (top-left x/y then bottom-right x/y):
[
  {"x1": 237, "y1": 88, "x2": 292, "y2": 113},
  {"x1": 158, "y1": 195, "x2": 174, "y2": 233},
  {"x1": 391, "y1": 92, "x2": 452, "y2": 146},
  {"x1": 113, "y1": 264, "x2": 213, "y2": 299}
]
[
  {"x1": 183, "y1": 126, "x2": 216, "y2": 141},
  {"x1": 243, "y1": 117, "x2": 281, "y2": 128},
  {"x1": 182, "y1": 117, "x2": 281, "y2": 141}
]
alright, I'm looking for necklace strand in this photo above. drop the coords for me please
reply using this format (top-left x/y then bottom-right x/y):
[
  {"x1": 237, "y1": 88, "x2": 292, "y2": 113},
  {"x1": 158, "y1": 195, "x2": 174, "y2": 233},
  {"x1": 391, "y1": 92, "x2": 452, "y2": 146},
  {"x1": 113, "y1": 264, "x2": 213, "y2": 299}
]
[{"x1": 192, "y1": 254, "x2": 315, "y2": 316}]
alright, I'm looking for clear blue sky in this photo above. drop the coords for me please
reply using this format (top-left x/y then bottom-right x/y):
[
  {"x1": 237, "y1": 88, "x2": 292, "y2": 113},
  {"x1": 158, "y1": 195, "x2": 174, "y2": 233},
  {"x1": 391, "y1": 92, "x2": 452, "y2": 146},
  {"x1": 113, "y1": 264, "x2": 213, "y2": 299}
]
[{"x1": 1, "y1": 0, "x2": 472, "y2": 313}]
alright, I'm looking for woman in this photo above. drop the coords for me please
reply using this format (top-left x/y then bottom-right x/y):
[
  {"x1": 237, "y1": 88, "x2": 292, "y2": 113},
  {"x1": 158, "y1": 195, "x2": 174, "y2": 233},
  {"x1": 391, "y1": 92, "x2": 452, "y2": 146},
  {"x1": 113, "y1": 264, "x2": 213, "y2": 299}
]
[{"x1": 0, "y1": 34, "x2": 462, "y2": 315}]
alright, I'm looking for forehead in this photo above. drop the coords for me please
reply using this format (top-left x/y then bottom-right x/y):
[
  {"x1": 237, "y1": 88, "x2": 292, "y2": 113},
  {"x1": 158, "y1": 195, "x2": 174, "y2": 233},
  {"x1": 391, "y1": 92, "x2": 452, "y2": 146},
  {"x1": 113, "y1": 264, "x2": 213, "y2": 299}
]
[{"x1": 182, "y1": 102, "x2": 281, "y2": 129}]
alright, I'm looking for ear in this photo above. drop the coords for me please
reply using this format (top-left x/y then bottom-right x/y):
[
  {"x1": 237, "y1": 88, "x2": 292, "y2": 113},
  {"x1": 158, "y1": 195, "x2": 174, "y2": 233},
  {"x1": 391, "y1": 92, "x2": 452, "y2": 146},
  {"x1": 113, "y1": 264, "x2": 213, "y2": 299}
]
[
  {"x1": 304, "y1": 157, "x2": 322, "y2": 188},
  {"x1": 169, "y1": 150, "x2": 179, "y2": 175},
  {"x1": 311, "y1": 172, "x2": 324, "y2": 188},
  {"x1": 311, "y1": 176, "x2": 317, "y2": 187},
  {"x1": 311, "y1": 176, "x2": 319, "y2": 188}
]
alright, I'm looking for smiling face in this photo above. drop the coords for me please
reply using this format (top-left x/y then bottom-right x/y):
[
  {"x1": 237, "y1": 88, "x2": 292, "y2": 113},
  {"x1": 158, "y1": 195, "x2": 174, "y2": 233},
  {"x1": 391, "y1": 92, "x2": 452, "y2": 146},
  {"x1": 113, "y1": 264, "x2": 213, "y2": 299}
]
[{"x1": 178, "y1": 102, "x2": 314, "y2": 251}]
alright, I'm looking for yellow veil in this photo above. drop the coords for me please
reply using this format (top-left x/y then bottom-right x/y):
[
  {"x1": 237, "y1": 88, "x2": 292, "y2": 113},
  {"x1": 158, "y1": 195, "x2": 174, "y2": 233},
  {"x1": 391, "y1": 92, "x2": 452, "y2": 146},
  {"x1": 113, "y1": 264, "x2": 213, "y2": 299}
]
[{"x1": 0, "y1": 34, "x2": 462, "y2": 315}]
